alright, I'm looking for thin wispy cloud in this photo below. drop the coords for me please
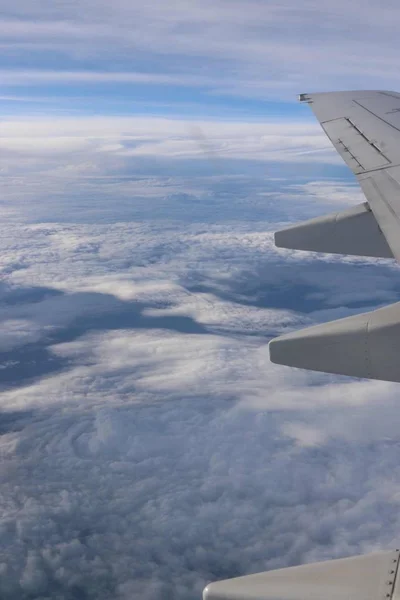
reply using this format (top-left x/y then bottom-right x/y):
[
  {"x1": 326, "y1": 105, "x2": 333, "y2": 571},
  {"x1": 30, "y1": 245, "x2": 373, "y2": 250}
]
[
  {"x1": 2, "y1": 0, "x2": 400, "y2": 110},
  {"x1": 0, "y1": 115, "x2": 335, "y2": 185}
]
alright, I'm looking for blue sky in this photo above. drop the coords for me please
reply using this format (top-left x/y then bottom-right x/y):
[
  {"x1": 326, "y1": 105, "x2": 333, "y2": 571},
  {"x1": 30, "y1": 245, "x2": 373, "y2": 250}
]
[
  {"x1": 3, "y1": 2, "x2": 400, "y2": 600},
  {"x1": 4, "y1": 0, "x2": 400, "y2": 119}
]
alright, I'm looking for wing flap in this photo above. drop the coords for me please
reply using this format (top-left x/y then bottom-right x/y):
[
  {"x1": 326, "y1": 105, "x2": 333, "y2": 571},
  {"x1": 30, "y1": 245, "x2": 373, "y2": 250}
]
[
  {"x1": 302, "y1": 90, "x2": 400, "y2": 171},
  {"x1": 322, "y1": 118, "x2": 390, "y2": 173}
]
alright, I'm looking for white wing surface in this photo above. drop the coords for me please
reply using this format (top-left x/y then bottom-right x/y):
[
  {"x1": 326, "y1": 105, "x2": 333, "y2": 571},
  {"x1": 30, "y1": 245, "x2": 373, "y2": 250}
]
[
  {"x1": 270, "y1": 91, "x2": 400, "y2": 382},
  {"x1": 299, "y1": 90, "x2": 400, "y2": 262},
  {"x1": 203, "y1": 550, "x2": 400, "y2": 600}
]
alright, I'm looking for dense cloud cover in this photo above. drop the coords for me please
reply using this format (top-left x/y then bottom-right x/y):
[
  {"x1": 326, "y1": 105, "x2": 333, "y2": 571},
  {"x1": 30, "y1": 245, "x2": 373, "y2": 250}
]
[{"x1": 1, "y1": 157, "x2": 400, "y2": 599}]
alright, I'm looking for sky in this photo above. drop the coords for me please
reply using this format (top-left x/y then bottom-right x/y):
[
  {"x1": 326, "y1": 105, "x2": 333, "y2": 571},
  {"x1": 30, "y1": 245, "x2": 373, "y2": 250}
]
[{"x1": 3, "y1": 1, "x2": 400, "y2": 599}]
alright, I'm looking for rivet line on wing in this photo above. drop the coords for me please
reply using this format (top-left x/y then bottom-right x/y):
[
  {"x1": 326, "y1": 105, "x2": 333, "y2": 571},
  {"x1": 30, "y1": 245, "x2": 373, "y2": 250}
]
[{"x1": 384, "y1": 550, "x2": 400, "y2": 600}]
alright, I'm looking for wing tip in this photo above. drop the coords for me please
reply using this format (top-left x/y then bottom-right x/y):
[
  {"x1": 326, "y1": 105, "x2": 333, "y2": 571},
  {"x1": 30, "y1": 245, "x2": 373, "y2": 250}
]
[
  {"x1": 298, "y1": 93, "x2": 312, "y2": 103},
  {"x1": 298, "y1": 89, "x2": 399, "y2": 104}
]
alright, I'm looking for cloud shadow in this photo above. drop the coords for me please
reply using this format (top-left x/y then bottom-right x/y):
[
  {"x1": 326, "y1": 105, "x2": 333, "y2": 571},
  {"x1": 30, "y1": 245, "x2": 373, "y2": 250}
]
[
  {"x1": 184, "y1": 259, "x2": 400, "y2": 314},
  {"x1": 0, "y1": 285, "x2": 208, "y2": 391},
  {"x1": 0, "y1": 409, "x2": 35, "y2": 435},
  {"x1": 2, "y1": 257, "x2": 399, "y2": 392}
]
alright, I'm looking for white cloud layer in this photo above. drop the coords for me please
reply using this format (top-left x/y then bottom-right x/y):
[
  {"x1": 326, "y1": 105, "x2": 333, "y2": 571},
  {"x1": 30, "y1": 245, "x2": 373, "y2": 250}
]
[
  {"x1": 0, "y1": 114, "x2": 330, "y2": 162},
  {"x1": 1, "y1": 169, "x2": 400, "y2": 598}
]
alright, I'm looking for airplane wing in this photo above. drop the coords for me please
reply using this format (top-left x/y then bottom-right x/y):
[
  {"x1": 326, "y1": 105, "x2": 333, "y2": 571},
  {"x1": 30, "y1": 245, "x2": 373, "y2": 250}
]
[
  {"x1": 203, "y1": 549, "x2": 400, "y2": 600},
  {"x1": 269, "y1": 91, "x2": 400, "y2": 383},
  {"x1": 299, "y1": 90, "x2": 400, "y2": 261},
  {"x1": 207, "y1": 91, "x2": 400, "y2": 600}
]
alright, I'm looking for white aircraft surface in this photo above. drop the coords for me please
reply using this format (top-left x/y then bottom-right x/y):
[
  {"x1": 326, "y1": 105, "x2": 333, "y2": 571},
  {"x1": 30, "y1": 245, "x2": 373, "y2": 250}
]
[
  {"x1": 269, "y1": 90, "x2": 400, "y2": 382},
  {"x1": 204, "y1": 91, "x2": 400, "y2": 599},
  {"x1": 203, "y1": 549, "x2": 400, "y2": 600}
]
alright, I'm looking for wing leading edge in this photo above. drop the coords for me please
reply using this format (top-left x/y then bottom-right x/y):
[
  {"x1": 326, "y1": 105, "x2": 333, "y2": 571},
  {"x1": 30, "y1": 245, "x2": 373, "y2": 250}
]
[
  {"x1": 203, "y1": 550, "x2": 400, "y2": 600},
  {"x1": 269, "y1": 90, "x2": 400, "y2": 383}
]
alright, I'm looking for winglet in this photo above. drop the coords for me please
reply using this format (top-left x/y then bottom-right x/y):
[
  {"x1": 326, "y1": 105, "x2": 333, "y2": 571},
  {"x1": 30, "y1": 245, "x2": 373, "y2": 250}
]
[{"x1": 298, "y1": 93, "x2": 312, "y2": 102}]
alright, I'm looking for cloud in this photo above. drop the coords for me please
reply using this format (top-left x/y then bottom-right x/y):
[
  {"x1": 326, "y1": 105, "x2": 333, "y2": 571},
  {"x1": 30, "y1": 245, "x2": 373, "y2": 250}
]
[
  {"x1": 3, "y1": 0, "x2": 400, "y2": 103},
  {"x1": 0, "y1": 170, "x2": 400, "y2": 598},
  {"x1": 0, "y1": 111, "x2": 349, "y2": 230},
  {"x1": 0, "y1": 113, "x2": 342, "y2": 229},
  {"x1": 0, "y1": 121, "x2": 332, "y2": 178},
  {"x1": 0, "y1": 69, "x2": 217, "y2": 87}
]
